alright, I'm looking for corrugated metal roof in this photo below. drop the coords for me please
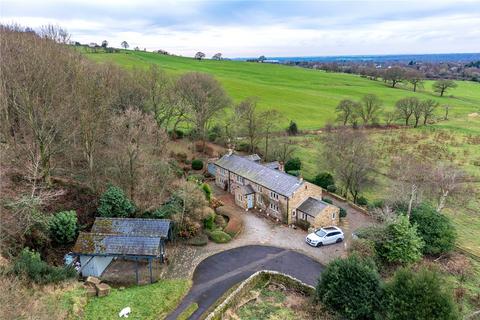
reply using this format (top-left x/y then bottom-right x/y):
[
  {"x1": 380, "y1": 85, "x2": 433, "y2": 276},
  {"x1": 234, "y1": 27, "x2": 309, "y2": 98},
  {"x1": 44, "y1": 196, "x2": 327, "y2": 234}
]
[
  {"x1": 215, "y1": 154, "x2": 303, "y2": 197},
  {"x1": 297, "y1": 197, "x2": 330, "y2": 217},
  {"x1": 91, "y1": 218, "x2": 171, "y2": 238},
  {"x1": 72, "y1": 233, "x2": 161, "y2": 256}
]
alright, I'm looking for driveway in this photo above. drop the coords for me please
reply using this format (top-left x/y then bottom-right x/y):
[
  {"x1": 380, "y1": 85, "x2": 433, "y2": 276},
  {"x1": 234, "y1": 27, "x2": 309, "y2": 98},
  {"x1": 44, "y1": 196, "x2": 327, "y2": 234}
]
[{"x1": 165, "y1": 245, "x2": 323, "y2": 320}]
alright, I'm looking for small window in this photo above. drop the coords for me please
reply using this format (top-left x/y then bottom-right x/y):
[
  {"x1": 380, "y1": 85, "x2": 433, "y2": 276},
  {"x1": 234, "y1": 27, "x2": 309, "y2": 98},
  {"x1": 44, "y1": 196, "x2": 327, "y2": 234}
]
[
  {"x1": 332, "y1": 212, "x2": 336, "y2": 219},
  {"x1": 292, "y1": 210, "x2": 296, "y2": 217}
]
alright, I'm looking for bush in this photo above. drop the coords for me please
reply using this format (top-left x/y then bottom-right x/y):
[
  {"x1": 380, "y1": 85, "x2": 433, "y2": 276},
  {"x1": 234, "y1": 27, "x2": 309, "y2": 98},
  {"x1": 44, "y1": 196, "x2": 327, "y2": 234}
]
[
  {"x1": 97, "y1": 185, "x2": 136, "y2": 217},
  {"x1": 322, "y1": 198, "x2": 333, "y2": 204},
  {"x1": 316, "y1": 255, "x2": 382, "y2": 320},
  {"x1": 202, "y1": 183, "x2": 212, "y2": 201},
  {"x1": 339, "y1": 207, "x2": 347, "y2": 218},
  {"x1": 313, "y1": 172, "x2": 335, "y2": 189},
  {"x1": 410, "y1": 203, "x2": 456, "y2": 255},
  {"x1": 206, "y1": 229, "x2": 232, "y2": 243},
  {"x1": 379, "y1": 215, "x2": 424, "y2": 264},
  {"x1": 285, "y1": 157, "x2": 301, "y2": 171},
  {"x1": 384, "y1": 268, "x2": 459, "y2": 320},
  {"x1": 204, "y1": 213, "x2": 216, "y2": 230},
  {"x1": 356, "y1": 196, "x2": 368, "y2": 206},
  {"x1": 12, "y1": 248, "x2": 77, "y2": 284},
  {"x1": 216, "y1": 206, "x2": 243, "y2": 237},
  {"x1": 49, "y1": 210, "x2": 78, "y2": 244},
  {"x1": 287, "y1": 120, "x2": 298, "y2": 136},
  {"x1": 191, "y1": 159, "x2": 204, "y2": 170},
  {"x1": 326, "y1": 184, "x2": 337, "y2": 193}
]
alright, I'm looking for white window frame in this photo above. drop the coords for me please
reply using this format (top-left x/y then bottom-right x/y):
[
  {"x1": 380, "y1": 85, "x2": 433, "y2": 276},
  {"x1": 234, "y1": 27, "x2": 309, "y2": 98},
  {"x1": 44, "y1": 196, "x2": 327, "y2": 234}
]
[
  {"x1": 332, "y1": 212, "x2": 336, "y2": 219},
  {"x1": 257, "y1": 194, "x2": 264, "y2": 205},
  {"x1": 269, "y1": 203, "x2": 279, "y2": 212},
  {"x1": 270, "y1": 191, "x2": 279, "y2": 200}
]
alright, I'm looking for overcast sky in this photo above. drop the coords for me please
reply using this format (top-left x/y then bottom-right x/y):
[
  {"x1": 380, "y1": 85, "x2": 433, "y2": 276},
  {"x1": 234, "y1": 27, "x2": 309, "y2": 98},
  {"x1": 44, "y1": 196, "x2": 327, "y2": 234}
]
[{"x1": 1, "y1": 0, "x2": 479, "y2": 58}]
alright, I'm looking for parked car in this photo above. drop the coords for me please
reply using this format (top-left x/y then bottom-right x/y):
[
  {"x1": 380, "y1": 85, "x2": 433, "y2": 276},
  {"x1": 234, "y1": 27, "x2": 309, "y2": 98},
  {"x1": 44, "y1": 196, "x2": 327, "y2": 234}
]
[{"x1": 306, "y1": 226, "x2": 344, "y2": 247}]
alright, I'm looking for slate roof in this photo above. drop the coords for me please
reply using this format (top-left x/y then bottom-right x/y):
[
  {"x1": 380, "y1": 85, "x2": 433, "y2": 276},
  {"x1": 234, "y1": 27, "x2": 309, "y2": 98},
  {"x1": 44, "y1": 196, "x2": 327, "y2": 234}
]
[
  {"x1": 91, "y1": 218, "x2": 171, "y2": 239},
  {"x1": 238, "y1": 184, "x2": 255, "y2": 195},
  {"x1": 215, "y1": 154, "x2": 303, "y2": 197},
  {"x1": 243, "y1": 154, "x2": 261, "y2": 162},
  {"x1": 72, "y1": 233, "x2": 161, "y2": 257},
  {"x1": 263, "y1": 161, "x2": 280, "y2": 170},
  {"x1": 297, "y1": 197, "x2": 330, "y2": 217}
]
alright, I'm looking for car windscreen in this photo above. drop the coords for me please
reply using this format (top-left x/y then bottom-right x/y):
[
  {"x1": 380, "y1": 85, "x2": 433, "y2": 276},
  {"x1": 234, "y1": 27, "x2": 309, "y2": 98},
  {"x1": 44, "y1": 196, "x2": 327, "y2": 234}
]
[{"x1": 315, "y1": 230, "x2": 327, "y2": 237}]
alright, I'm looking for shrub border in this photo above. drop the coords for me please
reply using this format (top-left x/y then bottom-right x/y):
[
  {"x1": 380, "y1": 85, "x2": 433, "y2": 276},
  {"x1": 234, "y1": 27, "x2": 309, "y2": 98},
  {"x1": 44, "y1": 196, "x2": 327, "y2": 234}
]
[{"x1": 204, "y1": 270, "x2": 314, "y2": 320}]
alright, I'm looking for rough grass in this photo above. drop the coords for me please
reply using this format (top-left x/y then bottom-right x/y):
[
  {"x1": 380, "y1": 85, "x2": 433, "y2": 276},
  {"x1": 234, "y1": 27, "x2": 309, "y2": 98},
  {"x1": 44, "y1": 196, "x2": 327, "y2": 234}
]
[
  {"x1": 83, "y1": 279, "x2": 191, "y2": 320},
  {"x1": 82, "y1": 49, "x2": 480, "y2": 131}
]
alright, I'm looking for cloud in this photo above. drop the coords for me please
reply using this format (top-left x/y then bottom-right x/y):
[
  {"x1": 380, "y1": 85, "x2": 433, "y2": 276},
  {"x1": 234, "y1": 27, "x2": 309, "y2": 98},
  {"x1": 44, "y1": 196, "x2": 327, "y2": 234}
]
[{"x1": 1, "y1": 0, "x2": 479, "y2": 57}]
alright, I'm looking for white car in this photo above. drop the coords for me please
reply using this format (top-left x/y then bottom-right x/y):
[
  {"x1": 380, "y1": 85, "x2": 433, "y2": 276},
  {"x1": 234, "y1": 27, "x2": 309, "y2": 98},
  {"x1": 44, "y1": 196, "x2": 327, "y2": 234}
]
[{"x1": 306, "y1": 226, "x2": 344, "y2": 247}]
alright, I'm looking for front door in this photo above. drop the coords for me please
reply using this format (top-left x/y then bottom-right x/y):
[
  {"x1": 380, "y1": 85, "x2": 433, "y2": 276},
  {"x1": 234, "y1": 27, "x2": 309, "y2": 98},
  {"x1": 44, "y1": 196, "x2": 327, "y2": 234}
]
[{"x1": 247, "y1": 194, "x2": 254, "y2": 209}]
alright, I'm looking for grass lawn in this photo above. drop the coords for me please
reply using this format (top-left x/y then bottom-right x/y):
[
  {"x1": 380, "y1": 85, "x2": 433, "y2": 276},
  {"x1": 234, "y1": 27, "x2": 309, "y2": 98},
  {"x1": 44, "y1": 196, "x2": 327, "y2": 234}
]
[
  {"x1": 83, "y1": 279, "x2": 191, "y2": 320},
  {"x1": 81, "y1": 49, "x2": 480, "y2": 131}
]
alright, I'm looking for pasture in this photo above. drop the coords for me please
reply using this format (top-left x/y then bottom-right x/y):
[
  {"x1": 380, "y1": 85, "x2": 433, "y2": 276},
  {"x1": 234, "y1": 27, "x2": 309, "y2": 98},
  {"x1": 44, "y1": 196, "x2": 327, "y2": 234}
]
[{"x1": 84, "y1": 50, "x2": 480, "y2": 131}]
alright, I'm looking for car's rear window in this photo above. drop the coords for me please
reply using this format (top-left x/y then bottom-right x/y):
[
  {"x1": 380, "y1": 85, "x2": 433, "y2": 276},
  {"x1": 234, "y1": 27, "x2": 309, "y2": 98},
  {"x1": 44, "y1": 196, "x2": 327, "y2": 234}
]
[{"x1": 315, "y1": 230, "x2": 327, "y2": 237}]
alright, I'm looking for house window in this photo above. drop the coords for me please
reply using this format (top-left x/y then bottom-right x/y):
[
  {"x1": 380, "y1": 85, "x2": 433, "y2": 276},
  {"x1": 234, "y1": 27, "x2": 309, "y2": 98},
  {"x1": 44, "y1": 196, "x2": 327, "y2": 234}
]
[
  {"x1": 255, "y1": 184, "x2": 263, "y2": 192},
  {"x1": 237, "y1": 194, "x2": 243, "y2": 202},
  {"x1": 332, "y1": 212, "x2": 336, "y2": 219},
  {"x1": 292, "y1": 210, "x2": 296, "y2": 217},
  {"x1": 302, "y1": 212, "x2": 308, "y2": 220},
  {"x1": 257, "y1": 194, "x2": 264, "y2": 205},
  {"x1": 270, "y1": 191, "x2": 279, "y2": 200},
  {"x1": 236, "y1": 175, "x2": 244, "y2": 184},
  {"x1": 269, "y1": 203, "x2": 279, "y2": 212}
]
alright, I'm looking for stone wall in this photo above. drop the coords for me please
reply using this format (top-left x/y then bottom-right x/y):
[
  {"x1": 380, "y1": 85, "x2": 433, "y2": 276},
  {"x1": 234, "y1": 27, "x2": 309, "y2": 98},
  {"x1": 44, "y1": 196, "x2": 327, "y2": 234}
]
[
  {"x1": 313, "y1": 205, "x2": 340, "y2": 228},
  {"x1": 288, "y1": 182, "x2": 323, "y2": 224}
]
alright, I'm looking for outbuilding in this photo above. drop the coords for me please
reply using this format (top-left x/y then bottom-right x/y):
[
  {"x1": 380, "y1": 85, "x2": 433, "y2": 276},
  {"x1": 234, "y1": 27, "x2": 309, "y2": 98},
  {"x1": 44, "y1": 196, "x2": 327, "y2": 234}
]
[{"x1": 72, "y1": 218, "x2": 172, "y2": 283}]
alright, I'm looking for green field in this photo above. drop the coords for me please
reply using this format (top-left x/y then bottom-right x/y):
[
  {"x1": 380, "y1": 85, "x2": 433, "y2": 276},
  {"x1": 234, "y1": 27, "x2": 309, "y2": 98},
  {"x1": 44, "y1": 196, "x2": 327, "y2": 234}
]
[{"x1": 84, "y1": 50, "x2": 480, "y2": 131}]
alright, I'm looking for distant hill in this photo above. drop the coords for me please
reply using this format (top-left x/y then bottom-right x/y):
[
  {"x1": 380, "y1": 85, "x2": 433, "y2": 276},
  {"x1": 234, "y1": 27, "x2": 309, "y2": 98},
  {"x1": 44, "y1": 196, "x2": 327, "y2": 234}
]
[{"x1": 84, "y1": 50, "x2": 480, "y2": 131}]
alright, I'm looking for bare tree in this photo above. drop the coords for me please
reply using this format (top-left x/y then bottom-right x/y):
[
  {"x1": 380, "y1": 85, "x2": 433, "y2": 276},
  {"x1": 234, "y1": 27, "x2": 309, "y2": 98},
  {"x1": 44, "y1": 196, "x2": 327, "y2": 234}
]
[
  {"x1": 262, "y1": 109, "x2": 281, "y2": 161},
  {"x1": 101, "y1": 40, "x2": 108, "y2": 48},
  {"x1": 357, "y1": 94, "x2": 383, "y2": 125},
  {"x1": 429, "y1": 163, "x2": 465, "y2": 212},
  {"x1": 420, "y1": 99, "x2": 439, "y2": 125},
  {"x1": 212, "y1": 53, "x2": 222, "y2": 60},
  {"x1": 175, "y1": 72, "x2": 230, "y2": 149},
  {"x1": 405, "y1": 69, "x2": 424, "y2": 92},
  {"x1": 321, "y1": 130, "x2": 376, "y2": 202},
  {"x1": 194, "y1": 52, "x2": 206, "y2": 60},
  {"x1": 271, "y1": 139, "x2": 296, "y2": 163},
  {"x1": 433, "y1": 79, "x2": 457, "y2": 97},
  {"x1": 383, "y1": 67, "x2": 406, "y2": 88},
  {"x1": 335, "y1": 99, "x2": 359, "y2": 126},
  {"x1": 39, "y1": 24, "x2": 70, "y2": 43},
  {"x1": 109, "y1": 107, "x2": 169, "y2": 204},
  {"x1": 389, "y1": 154, "x2": 432, "y2": 218},
  {"x1": 121, "y1": 41, "x2": 129, "y2": 49},
  {"x1": 1, "y1": 26, "x2": 80, "y2": 184},
  {"x1": 395, "y1": 97, "x2": 418, "y2": 126},
  {"x1": 235, "y1": 97, "x2": 264, "y2": 153},
  {"x1": 383, "y1": 111, "x2": 397, "y2": 126}
]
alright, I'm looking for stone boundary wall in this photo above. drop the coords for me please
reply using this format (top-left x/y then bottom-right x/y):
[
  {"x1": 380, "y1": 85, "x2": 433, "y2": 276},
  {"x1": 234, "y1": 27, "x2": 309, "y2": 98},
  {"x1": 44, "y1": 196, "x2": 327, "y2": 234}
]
[
  {"x1": 204, "y1": 270, "x2": 315, "y2": 320},
  {"x1": 323, "y1": 190, "x2": 369, "y2": 216}
]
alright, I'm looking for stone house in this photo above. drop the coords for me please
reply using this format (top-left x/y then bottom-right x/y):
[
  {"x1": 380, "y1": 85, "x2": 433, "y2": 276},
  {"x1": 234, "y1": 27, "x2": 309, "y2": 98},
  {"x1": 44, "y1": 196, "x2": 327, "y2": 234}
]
[{"x1": 214, "y1": 153, "x2": 339, "y2": 228}]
